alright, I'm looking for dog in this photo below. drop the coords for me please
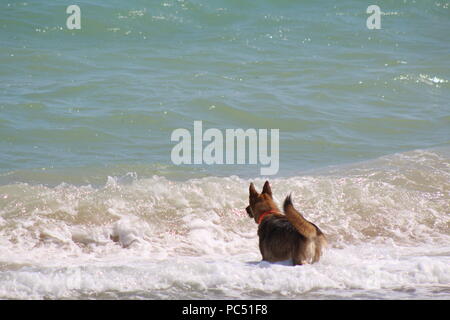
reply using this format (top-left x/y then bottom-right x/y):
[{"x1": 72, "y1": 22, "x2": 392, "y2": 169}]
[{"x1": 245, "y1": 181, "x2": 326, "y2": 265}]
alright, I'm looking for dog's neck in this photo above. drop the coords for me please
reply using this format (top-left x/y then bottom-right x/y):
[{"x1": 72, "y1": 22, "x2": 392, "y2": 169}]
[
  {"x1": 257, "y1": 209, "x2": 279, "y2": 224},
  {"x1": 254, "y1": 198, "x2": 280, "y2": 224}
]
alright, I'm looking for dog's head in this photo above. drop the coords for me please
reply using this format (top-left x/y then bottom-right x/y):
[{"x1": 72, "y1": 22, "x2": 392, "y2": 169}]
[{"x1": 246, "y1": 181, "x2": 276, "y2": 222}]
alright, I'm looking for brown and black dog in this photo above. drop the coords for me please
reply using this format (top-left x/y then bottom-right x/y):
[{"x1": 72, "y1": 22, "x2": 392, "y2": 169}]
[{"x1": 245, "y1": 181, "x2": 326, "y2": 265}]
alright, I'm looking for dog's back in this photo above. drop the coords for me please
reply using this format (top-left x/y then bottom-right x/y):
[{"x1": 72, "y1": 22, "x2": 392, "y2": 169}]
[
  {"x1": 283, "y1": 195, "x2": 327, "y2": 264},
  {"x1": 258, "y1": 215, "x2": 306, "y2": 263}
]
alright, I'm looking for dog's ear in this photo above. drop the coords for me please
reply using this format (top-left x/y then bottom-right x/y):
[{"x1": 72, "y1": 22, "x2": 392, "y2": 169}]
[
  {"x1": 249, "y1": 182, "x2": 259, "y2": 198},
  {"x1": 262, "y1": 180, "x2": 272, "y2": 198}
]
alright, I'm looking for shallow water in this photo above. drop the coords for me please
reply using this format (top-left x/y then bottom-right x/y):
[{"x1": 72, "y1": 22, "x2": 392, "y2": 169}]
[
  {"x1": 0, "y1": 0, "x2": 449, "y2": 299},
  {"x1": 0, "y1": 149, "x2": 449, "y2": 299}
]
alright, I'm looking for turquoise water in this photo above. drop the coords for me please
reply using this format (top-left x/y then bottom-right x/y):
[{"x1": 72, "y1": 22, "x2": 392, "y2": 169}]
[
  {"x1": 0, "y1": 1, "x2": 449, "y2": 300},
  {"x1": 1, "y1": 0, "x2": 449, "y2": 179}
]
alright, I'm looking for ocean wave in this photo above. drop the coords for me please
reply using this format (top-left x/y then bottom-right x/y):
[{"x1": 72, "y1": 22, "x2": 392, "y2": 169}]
[{"x1": 0, "y1": 148, "x2": 449, "y2": 298}]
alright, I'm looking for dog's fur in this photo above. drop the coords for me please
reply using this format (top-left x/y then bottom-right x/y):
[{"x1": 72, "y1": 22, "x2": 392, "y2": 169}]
[{"x1": 246, "y1": 181, "x2": 327, "y2": 265}]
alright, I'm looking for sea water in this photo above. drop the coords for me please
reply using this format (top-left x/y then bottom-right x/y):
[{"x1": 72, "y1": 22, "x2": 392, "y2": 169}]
[{"x1": 0, "y1": 0, "x2": 449, "y2": 299}]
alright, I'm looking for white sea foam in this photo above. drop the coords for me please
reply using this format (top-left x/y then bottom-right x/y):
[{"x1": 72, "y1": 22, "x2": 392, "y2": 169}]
[{"x1": 0, "y1": 149, "x2": 449, "y2": 299}]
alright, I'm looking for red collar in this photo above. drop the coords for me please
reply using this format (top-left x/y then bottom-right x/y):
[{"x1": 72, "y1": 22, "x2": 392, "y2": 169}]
[{"x1": 257, "y1": 210, "x2": 279, "y2": 224}]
